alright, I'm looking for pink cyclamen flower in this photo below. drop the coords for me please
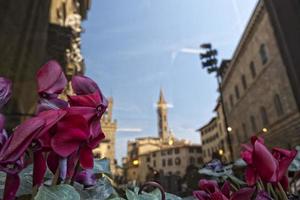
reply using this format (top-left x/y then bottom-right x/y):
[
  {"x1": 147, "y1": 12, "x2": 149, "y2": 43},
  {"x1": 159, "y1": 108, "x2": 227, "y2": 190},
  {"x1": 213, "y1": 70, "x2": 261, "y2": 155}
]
[
  {"x1": 36, "y1": 60, "x2": 68, "y2": 113},
  {"x1": 68, "y1": 75, "x2": 108, "y2": 147},
  {"x1": 272, "y1": 147, "x2": 297, "y2": 189},
  {"x1": 51, "y1": 114, "x2": 95, "y2": 169},
  {"x1": 75, "y1": 169, "x2": 97, "y2": 187},
  {"x1": 241, "y1": 136, "x2": 278, "y2": 186},
  {"x1": 36, "y1": 60, "x2": 67, "y2": 95},
  {"x1": 241, "y1": 136, "x2": 297, "y2": 189},
  {"x1": 193, "y1": 180, "x2": 254, "y2": 200},
  {"x1": 0, "y1": 77, "x2": 12, "y2": 110},
  {"x1": 0, "y1": 114, "x2": 8, "y2": 149}
]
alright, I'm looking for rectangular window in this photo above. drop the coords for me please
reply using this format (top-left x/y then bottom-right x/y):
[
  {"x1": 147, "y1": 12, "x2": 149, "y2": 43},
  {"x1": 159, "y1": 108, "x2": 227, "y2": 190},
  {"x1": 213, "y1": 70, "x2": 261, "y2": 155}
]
[
  {"x1": 230, "y1": 95, "x2": 234, "y2": 108},
  {"x1": 175, "y1": 148, "x2": 180, "y2": 154},
  {"x1": 250, "y1": 62, "x2": 256, "y2": 78},
  {"x1": 167, "y1": 158, "x2": 173, "y2": 166},
  {"x1": 241, "y1": 75, "x2": 247, "y2": 90},
  {"x1": 260, "y1": 107, "x2": 269, "y2": 126},
  {"x1": 235, "y1": 85, "x2": 240, "y2": 99},
  {"x1": 189, "y1": 148, "x2": 194, "y2": 153}
]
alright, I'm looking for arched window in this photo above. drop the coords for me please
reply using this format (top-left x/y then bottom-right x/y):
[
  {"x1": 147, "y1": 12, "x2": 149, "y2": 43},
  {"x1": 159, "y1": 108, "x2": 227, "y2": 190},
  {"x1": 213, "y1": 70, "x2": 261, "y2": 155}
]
[
  {"x1": 260, "y1": 106, "x2": 269, "y2": 126},
  {"x1": 274, "y1": 94, "x2": 284, "y2": 116},
  {"x1": 260, "y1": 44, "x2": 268, "y2": 64}
]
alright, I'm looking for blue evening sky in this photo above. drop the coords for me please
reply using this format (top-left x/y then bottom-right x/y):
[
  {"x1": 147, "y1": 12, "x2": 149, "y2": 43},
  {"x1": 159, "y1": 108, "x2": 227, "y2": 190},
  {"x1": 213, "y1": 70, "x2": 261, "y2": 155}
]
[{"x1": 82, "y1": 0, "x2": 258, "y2": 163}]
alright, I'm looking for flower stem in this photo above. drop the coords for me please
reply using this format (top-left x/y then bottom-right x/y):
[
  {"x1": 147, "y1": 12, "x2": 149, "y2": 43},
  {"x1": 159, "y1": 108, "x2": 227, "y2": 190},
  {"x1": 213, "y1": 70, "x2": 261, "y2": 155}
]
[
  {"x1": 52, "y1": 167, "x2": 60, "y2": 186},
  {"x1": 277, "y1": 182, "x2": 288, "y2": 200},
  {"x1": 230, "y1": 183, "x2": 238, "y2": 192},
  {"x1": 258, "y1": 179, "x2": 265, "y2": 191},
  {"x1": 267, "y1": 183, "x2": 278, "y2": 200},
  {"x1": 70, "y1": 160, "x2": 80, "y2": 185}
]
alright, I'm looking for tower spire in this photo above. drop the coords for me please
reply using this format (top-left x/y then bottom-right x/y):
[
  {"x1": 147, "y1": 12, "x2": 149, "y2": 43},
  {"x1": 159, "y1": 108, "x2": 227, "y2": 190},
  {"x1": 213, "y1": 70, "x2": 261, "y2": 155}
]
[
  {"x1": 157, "y1": 88, "x2": 169, "y2": 141},
  {"x1": 158, "y1": 88, "x2": 166, "y2": 104}
]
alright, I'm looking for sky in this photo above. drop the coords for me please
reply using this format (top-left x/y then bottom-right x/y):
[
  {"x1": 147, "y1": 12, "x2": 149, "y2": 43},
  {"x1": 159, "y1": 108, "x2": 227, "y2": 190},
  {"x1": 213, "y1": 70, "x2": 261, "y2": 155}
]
[{"x1": 81, "y1": 0, "x2": 258, "y2": 164}]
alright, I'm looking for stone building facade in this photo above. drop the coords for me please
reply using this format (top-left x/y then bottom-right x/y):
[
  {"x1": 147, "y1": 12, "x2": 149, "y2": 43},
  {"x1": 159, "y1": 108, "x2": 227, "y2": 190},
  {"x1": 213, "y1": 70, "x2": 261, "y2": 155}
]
[
  {"x1": 137, "y1": 144, "x2": 202, "y2": 183},
  {"x1": 0, "y1": 0, "x2": 91, "y2": 130},
  {"x1": 198, "y1": 99, "x2": 231, "y2": 163},
  {"x1": 125, "y1": 90, "x2": 203, "y2": 183},
  {"x1": 221, "y1": 0, "x2": 300, "y2": 159}
]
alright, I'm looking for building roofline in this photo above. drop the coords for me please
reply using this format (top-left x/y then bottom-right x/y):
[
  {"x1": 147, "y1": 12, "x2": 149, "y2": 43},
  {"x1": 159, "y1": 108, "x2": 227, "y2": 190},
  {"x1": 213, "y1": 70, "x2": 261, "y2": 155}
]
[
  {"x1": 138, "y1": 144, "x2": 202, "y2": 156},
  {"x1": 196, "y1": 117, "x2": 217, "y2": 132},
  {"x1": 221, "y1": 0, "x2": 264, "y2": 88}
]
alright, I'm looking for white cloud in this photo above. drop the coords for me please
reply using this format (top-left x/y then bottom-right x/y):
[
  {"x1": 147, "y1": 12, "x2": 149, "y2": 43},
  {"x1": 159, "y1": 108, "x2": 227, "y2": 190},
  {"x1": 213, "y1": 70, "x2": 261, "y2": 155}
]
[
  {"x1": 117, "y1": 128, "x2": 143, "y2": 132},
  {"x1": 153, "y1": 103, "x2": 174, "y2": 108},
  {"x1": 180, "y1": 48, "x2": 203, "y2": 55}
]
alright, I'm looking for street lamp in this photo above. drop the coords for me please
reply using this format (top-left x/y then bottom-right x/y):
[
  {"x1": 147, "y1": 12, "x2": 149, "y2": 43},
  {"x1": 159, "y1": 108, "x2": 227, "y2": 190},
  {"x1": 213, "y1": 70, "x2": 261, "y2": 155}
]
[
  {"x1": 218, "y1": 149, "x2": 224, "y2": 156},
  {"x1": 132, "y1": 159, "x2": 139, "y2": 166},
  {"x1": 199, "y1": 43, "x2": 234, "y2": 162},
  {"x1": 227, "y1": 127, "x2": 232, "y2": 132}
]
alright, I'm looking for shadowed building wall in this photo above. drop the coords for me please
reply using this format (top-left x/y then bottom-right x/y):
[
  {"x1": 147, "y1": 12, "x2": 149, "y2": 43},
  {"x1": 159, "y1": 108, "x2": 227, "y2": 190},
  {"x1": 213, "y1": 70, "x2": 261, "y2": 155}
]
[{"x1": 0, "y1": 0, "x2": 91, "y2": 130}]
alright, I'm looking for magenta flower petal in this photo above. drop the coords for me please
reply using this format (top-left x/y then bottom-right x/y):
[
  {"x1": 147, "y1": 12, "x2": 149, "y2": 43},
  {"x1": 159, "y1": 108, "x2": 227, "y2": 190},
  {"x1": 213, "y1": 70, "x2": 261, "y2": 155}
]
[
  {"x1": 231, "y1": 187, "x2": 255, "y2": 200},
  {"x1": 0, "y1": 77, "x2": 12, "y2": 110},
  {"x1": 79, "y1": 146, "x2": 94, "y2": 169},
  {"x1": 71, "y1": 75, "x2": 100, "y2": 95},
  {"x1": 3, "y1": 173, "x2": 20, "y2": 200},
  {"x1": 280, "y1": 175, "x2": 289, "y2": 190},
  {"x1": 241, "y1": 150, "x2": 253, "y2": 165},
  {"x1": 255, "y1": 191, "x2": 272, "y2": 200},
  {"x1": 199, "y1": 179, "x2": 219, "y2": 193},
  {"x1": 68, "y1": 92, "x2": 102, "y2": 108},
  {"x1": 51, "y1": 114, "x2": 89, "y2": 157},
  {"x1": 36, "y1": 60, "x2": 67, "y2": 95},
  {"x1": 88, "y1": 120, "x2": 105, "y2": 147},
  {"x1": 245, "y1": 166, "x2": 257, "y2": 186},
  {"x1": 0, "y1": 117, "x2": 45, "y2": 167},
  {"x1": 47, "y1": 151, "x2": 59, "y2": 175},
  {"x1": 221, "y1": 181, "x2": 231, "y2": 198},
  {"x1": 37, "y1": 98, "x2": 68, "y2": 113},
  {"x1": 0, "y1": 114, "x2": 8, "y2": 149},
  {"x1": 193, "y1": 190, "x2": 210, "y2": 200},
  {"x1": 36, "y1": 109, "x2": 67, "y2": 150},
  {"x1": 253, "y1": 140, "x2": 278, "y2": 182},
  {"x1": 75, "y1": 169, "x2": 96, "y2": 187},
  {"x1": 272, "y1": 147, "x2": 297, "y2": 181},
  {"x1": 33, "y1": 151, "x2": 46, "y2": 187},
  {"x1": 66, "y1": 151, "x2": 79, "y2": 179},
  {"x1": 211, "y1": 192, "x2": 229, "y2": 200}
]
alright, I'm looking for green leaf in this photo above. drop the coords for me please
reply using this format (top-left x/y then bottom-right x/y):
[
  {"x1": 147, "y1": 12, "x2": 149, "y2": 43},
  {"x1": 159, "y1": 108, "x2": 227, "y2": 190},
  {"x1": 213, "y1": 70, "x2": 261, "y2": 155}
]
[
  {"x1": 125, "y1": 189, "x2": 138, "y2": 200},
  {"x1": 74, "y1": 177, "x2": 114, "y2": 200},
  {"x1": 34, "y1": 184, "x2": 80, "y2": 200},
  {"x1": 182, "y1": 197, "x2": 197, "y2": 200},
  {"x1": 150, "y1": 188, "x2": 182, "y2": 200},
  {"x1": 93, "y1": 159, "x2": 112, "y2": 177},
  {"x1": 225, "y1": 174, "x2": 246, "y2": 186}
]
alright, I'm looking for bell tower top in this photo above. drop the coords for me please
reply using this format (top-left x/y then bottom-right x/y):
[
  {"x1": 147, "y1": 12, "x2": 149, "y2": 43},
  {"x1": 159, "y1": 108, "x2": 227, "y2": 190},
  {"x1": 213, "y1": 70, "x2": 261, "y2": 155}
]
[{"x1": 157, "y1": 88, "x2": 169, "y2": 140}]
